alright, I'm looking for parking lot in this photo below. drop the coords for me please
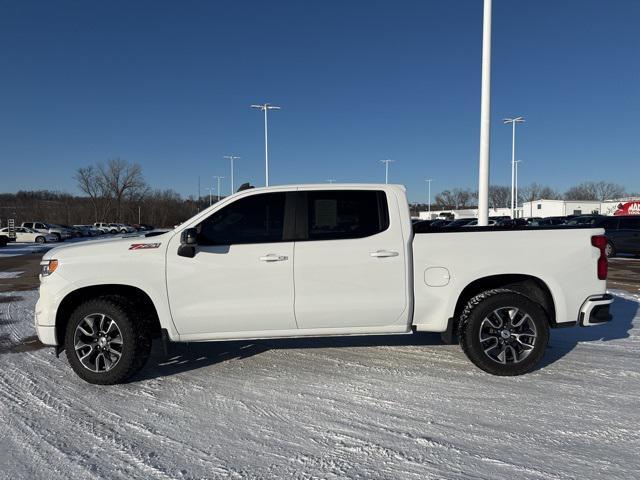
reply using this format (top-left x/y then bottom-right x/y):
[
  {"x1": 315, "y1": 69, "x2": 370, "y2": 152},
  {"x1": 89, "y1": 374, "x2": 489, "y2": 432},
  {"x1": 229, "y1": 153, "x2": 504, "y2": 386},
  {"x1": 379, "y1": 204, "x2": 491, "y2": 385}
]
[{"x1": 1, "y1": 243, "x2": 639, "y2": 479}]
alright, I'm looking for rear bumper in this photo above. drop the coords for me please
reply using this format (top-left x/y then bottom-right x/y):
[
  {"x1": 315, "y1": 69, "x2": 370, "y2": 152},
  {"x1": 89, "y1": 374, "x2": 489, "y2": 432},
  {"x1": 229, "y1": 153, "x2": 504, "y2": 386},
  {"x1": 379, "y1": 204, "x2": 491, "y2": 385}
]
[{"x1": 579, "y1": 294, "x2": 614, "y2": 326}]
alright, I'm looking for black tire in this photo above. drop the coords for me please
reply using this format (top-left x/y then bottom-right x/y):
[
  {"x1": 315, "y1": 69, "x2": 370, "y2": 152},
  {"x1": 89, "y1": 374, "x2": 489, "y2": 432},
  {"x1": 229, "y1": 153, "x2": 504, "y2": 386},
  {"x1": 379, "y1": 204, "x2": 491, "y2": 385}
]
[
  {"x1": 35, "y1": 236, "x2": 46, "y2": 244},
  {"x1": 605, "y1": 242, "x2": 615, "y2": 258},
  {"x1": 459, "y1": 289, "x2": 550, "y2": 376},
  {"x1": 65, "y1": 296, "x2": 152, "y2": 384},
  {"x1": 52, "y1": 232, "x2": 62, "y2": 242}
]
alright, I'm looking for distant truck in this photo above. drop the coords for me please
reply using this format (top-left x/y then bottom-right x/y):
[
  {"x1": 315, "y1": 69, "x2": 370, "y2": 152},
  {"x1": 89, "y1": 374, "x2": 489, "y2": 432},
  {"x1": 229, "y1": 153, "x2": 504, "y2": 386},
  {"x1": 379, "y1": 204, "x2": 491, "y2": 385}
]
[
  {"x1": 21, "y1": 222, "x2": 72, "y2": 242},
  {"x1": 35, "y1": 184, "x2": 613, "y2": 384}
]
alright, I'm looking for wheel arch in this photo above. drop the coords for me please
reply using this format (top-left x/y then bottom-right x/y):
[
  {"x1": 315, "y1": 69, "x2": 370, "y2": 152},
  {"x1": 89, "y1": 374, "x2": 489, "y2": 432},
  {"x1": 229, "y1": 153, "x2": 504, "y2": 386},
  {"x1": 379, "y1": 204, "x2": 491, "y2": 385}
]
[
  {"x1": 55, "y1": 284, "x2": 162, "y2": 347},
  {"x1": 453, "y1": 274, "x2": 557, "y2": 331}
]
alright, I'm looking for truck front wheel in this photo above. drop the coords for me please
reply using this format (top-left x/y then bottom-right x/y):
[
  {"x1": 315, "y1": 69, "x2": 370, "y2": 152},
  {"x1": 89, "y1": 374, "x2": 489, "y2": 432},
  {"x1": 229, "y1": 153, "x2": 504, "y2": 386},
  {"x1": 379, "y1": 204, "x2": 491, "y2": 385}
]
[
  {"x1": 64, "y1": 297, "x2": 152, "y2": 384},
  {"x1": 458, "y1": 289, "x2": 549, "y2": 376}
]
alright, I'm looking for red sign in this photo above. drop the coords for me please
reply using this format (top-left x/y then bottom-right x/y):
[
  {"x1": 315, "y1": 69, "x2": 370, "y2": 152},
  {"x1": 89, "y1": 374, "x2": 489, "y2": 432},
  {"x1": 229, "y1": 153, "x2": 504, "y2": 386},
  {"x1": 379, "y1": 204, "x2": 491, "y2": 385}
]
[{"x1": 614, "y1": 202, "x2": 640, "y2": 216}]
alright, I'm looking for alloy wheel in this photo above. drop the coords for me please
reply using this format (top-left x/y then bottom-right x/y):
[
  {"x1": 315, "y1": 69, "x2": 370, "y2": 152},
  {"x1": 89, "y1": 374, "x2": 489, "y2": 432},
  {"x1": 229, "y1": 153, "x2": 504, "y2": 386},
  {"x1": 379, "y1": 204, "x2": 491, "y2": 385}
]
[
  {"x1": 478, "y1": 307, "x2": 537, "y2": 364},
  {"x1": 74, "y1": 313, "x2": 124, "y2": 372}
]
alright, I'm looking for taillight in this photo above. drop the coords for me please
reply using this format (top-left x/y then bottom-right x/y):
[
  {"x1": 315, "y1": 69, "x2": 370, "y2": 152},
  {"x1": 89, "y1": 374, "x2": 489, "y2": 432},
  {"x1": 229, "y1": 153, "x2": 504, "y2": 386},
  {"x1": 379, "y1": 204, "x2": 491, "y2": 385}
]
[{"x1": 591, "y1": 235, "x2": 608, "y2": 280}]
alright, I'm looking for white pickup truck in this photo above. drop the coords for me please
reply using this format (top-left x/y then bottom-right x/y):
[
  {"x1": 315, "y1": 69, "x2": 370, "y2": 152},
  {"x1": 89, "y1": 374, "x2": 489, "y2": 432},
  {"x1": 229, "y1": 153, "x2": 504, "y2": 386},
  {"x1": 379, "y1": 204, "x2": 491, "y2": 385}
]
[{"x1": 35, "y1": 184, "x2": 613, "y2": 384}]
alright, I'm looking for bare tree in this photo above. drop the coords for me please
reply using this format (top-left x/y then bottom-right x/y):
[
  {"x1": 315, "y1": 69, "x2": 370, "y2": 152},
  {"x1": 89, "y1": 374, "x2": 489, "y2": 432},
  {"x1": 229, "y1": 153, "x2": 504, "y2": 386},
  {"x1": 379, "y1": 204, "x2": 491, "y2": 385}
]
[
  {"x1": 98, "y1": 158, "x2": 147, "y2": 222},
  {"x1": 565, "y1": 182, "x2": 597, "y2": 201},
  {"x1": 488, "y1": 185, "x2": 510, "y2": 209},
  {"x1": 592, "y1": 181, "x2": 625, "y2": 201},
  {"x1": 75, "y1": 166, "x2": 109, "y2": 222},
  {"x1": 520, "y1": 183, "x2": 560, "y2": 203}
]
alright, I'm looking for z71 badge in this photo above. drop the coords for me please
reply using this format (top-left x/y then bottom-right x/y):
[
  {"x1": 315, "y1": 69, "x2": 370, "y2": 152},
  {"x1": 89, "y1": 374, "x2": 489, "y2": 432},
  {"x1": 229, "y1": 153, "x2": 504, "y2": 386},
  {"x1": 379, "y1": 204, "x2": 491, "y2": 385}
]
[{"x1": 129, "y1": 243, "x2": 161, "y2": 250}]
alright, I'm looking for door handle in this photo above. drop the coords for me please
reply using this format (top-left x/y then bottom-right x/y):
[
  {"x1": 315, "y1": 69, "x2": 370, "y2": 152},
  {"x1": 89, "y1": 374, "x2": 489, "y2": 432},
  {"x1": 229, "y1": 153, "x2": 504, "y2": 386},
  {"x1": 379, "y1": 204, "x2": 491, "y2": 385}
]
[
  {"x1": 370, "y1": 250, "x2": 399, "y2": 258},
  {"x1": 259, "y1": 254, "x2": 288, "y2": 262}
]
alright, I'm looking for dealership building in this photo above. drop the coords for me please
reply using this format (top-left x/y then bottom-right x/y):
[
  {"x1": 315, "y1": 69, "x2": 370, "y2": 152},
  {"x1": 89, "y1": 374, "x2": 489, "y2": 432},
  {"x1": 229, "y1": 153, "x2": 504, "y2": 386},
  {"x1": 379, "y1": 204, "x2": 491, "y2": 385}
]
[{"x1": 419, "y1": 198, "x2": 640, "y2": 220}]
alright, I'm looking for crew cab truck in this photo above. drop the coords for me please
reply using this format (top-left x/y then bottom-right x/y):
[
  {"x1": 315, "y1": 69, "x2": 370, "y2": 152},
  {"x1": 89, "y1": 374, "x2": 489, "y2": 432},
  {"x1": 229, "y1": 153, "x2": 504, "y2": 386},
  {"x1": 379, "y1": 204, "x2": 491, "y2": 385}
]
[{"x1": 35, "y1": 184, "x2": 613, "y2": 384}]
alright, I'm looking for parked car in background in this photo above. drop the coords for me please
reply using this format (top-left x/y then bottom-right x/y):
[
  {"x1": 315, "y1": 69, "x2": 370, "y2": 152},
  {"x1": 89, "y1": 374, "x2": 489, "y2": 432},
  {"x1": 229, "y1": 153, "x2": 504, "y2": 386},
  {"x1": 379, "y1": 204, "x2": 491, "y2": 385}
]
[
  {"x1": 108, "y1": 223, "x2": 136, "y2": 234},
  {"x1": 93, "y1": 222, "x2": 114, "y2": 233},
  {"x1": 443, "y1": 218, "x2": 475, "y2": 228},
  {"x1": 462, "y1": 219, "x2": 497, "y2": 227},
  {"x1": 0, "y1": 227, "x2": 56, "y2": 243},
  {"x1": 529, "y1": 216, "x2": 568, "y2": 227},
  {"x1": 21, "y1": 222, "x2": 71, "y2": 241},
  {"x1": 569, "y1": 215, "x2": 640, "y2": 257},
  {"x1": 74, "y1": 225, "x2": 102, "y2": 236},
  {"x1": 0, "y1": 235, "x2": 7, "y2": 247}
]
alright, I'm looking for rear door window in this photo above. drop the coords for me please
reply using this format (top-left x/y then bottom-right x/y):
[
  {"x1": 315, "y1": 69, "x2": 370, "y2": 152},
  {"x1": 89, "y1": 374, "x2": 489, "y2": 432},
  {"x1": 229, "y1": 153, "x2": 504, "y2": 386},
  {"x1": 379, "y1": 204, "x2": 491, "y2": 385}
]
[{"x1": 305, "y1": 190, "x2": 389, "y2": 241}]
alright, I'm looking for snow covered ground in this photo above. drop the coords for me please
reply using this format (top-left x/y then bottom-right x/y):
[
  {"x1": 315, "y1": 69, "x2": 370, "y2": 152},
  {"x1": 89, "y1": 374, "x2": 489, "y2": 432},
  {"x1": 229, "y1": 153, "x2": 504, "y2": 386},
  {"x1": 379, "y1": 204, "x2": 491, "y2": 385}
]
[{"x1": 1, "y1": 288, "x2": 639, "y2": 480}]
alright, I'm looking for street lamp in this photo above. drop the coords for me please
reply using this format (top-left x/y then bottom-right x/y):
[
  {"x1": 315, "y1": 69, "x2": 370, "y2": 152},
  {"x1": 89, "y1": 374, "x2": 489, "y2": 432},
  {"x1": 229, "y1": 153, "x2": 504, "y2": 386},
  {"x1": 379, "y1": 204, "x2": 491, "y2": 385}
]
[
  {"x1": 223, "y1": 156, "x2": 240, "y2": 194},
  {"x1": 380, "y1": 159, "x2": 394, "y2": 184},
  {"x1": 425, "y1": 179, "x2": 433, "y2": 215},
  {"x1": 503, "y1": 116, "x2": 525, "y2": 218},
  {"x1": 514, "y1": 160, "x2": 522, "y2": 214},
  {"x1": 250, "y1": 103, "x2": 281, "y2": 187},
  {"x1": 213, "y1": 175, "x2": 224, "y2": 202},
  {"x1": 205, "y1": 187, "x2": 213, "y2": 206},
  {"x1": 326, "y1": 178, "x2": 336, "y2": 184},
  {"x1": 477, "y1": 0, "x2": 493, "y2": 226}
]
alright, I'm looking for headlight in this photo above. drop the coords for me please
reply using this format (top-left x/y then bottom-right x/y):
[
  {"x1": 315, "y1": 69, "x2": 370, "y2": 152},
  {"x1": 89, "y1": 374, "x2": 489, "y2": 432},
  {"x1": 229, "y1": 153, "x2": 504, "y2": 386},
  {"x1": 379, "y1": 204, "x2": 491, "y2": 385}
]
[{"x1": 40, "y1": 259, "x2": 59, "y2": 277}]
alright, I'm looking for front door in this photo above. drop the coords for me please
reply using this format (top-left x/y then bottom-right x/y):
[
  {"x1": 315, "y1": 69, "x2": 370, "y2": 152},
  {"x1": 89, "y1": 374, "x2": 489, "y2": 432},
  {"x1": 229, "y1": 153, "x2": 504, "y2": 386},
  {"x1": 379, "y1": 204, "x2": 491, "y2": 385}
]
[
  {"x1": 166, "y1": 191, "x2": 297, "y2": 336},
  {"x1": 293, "y1": 189, "x2": 408, "y2": 330}
]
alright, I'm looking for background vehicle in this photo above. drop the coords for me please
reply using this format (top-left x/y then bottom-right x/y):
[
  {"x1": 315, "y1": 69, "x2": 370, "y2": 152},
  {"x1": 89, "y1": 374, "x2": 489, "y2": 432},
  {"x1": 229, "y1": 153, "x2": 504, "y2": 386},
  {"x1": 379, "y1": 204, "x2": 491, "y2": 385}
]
[
  {"x1": 443, "y1": 218, "x2": 475, "y2": 228},
  {"x1": 20, "y1": 222, "x2": 70, "y2": 241},
  {"x1": 569, "y1": 215, "x2": 640, "y2": 257},
  {"x1": 74, "y1": 225, "x2": 102, "y2": 236},
  {"x1": 93, "y1": 222, "x2": 114, "y2": 233},
  {"x1": 529, "y1": 216, "x2": 568, "y2": 227},
  {"x1": 0, "y1": 235, "x2": 7, "y2": 247},
  {"x1": 36, "y1": 184, "x2": 613, "y2": 384},
  {"x1": 0, "y1": 227, "x2": 56, "y2": 243}
]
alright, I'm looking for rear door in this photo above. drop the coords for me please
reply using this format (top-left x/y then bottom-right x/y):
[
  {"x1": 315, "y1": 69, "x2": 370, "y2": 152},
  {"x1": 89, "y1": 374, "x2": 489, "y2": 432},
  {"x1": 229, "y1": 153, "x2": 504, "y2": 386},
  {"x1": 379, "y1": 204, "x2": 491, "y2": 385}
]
[{"x1": 293, "y1": 188, "x2": 408, "y2": 330}]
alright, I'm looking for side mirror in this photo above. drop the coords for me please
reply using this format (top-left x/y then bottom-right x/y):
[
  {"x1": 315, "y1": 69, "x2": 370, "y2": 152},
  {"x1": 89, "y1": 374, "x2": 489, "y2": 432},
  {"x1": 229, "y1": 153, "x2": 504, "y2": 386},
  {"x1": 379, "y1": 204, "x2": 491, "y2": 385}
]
[
  {"x1": 178, "y1": 228, "x2": 197, "y2": 258},
  {"x1": 181, "y1": 228, "x2": 197, "y2": 245}
]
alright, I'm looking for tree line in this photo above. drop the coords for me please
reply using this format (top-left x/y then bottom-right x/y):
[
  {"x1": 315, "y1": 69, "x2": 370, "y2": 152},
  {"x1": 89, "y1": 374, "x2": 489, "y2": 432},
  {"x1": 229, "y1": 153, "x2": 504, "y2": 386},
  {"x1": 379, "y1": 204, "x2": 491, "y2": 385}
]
[
  {"x1": 425, "y1": 181, "x2": 633, "y2": 210},
  {"x1": 0, "y1": 159, "x2": 214, "y2": 228}
]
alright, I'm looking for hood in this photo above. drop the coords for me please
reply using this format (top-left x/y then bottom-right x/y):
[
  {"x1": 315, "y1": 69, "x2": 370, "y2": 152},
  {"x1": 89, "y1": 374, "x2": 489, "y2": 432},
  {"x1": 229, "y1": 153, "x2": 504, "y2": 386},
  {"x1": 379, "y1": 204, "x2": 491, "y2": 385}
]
[{"x1": 42, "y1": 231, "x2": 173, "y2": 261}]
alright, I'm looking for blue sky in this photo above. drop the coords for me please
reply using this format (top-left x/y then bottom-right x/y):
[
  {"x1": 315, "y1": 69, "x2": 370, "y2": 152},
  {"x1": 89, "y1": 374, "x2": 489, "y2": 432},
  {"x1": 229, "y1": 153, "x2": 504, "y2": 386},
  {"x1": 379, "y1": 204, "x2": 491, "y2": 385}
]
[{"x1": 0, "y1": 0, "x2": 638, "y2": 202}]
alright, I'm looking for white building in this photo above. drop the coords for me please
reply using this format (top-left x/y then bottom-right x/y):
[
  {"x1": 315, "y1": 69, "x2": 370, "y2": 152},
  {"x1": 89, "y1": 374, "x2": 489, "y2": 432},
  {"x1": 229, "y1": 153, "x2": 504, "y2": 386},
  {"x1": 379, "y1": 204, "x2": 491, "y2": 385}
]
[
  {"x1": 521, "y1": 199, "x2": 601, "y2": 218},
  {"x1": 418, "y1": 198, "x2": 638, "y2": 220}
]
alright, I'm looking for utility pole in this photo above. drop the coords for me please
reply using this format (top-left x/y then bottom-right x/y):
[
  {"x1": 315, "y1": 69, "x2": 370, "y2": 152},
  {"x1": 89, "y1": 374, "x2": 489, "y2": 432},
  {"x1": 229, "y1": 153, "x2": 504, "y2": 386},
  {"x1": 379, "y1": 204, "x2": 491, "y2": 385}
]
[
  {"x1": 326, "y1": 178, "x2": 336, "y2": 184},
  {"x1": 380, "y1": 159, "x2": 394, "y2": 184},
  {"x1": 223, "y1": 156, "x2": 240, "y2": 194},
  {"x1": 503, "y1": 116, "x2": 525, "y2": 218},
  {"x1": 425, "y1": 179, "x2": 433, "y2": 215},
  {"x1": 250, "y1": 103, "x2": 281, "y2": 186},
  {"x1": 213, "y1": 176, "x2": 224, "y2": 202},
  {"x1": 477, "y1": 0, "x2": 493, "y2": 226},
  {"x1": 514, "y1": 160, "x2": 522, "y2": 215},
  {"x1": 206, "y1": 187, "x2": 213, "y2": 206}
]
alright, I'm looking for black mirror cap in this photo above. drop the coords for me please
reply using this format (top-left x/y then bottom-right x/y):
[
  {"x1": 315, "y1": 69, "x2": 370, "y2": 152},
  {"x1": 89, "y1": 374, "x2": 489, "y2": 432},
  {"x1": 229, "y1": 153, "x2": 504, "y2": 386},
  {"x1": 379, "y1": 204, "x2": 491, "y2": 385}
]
[
  {"x1": 181, "y1": 228, "x2": 197, "y2": 245},
  {"x1": 177, "y1": 244, "x2": 196, "y2": 258}
]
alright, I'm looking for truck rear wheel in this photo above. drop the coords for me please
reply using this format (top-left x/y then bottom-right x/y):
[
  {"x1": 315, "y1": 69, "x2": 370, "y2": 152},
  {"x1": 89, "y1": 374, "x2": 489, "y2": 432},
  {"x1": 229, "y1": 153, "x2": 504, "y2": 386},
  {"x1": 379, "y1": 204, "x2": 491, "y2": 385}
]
[
  {"x1": 458, "y1": 289, "x2": 549, "y2": 376},
  {"x1": 64, "y1": 297, "x2": 151, "y2": 384}
]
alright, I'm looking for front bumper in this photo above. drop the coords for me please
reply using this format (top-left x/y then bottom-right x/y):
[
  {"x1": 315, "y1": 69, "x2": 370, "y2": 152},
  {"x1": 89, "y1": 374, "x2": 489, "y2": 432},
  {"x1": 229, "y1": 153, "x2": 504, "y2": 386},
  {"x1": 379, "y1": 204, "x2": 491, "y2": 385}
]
[{"x1": 579, "y1": 294, "x2": 614, "y2": 327}]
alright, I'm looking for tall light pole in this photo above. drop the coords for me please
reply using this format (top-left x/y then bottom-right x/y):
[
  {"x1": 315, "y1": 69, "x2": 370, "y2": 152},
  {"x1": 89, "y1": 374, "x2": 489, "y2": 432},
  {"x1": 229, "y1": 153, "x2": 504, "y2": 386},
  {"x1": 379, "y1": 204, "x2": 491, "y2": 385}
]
[
  {"x1": 223, "y1": 155, "x2": 240, "y2": 194},
  {"x1": 213, "y1": 175, "x2": 224, "y2": 201},
  {"x1": 326, "y1": 178, "x2": 336, "y2": 184},
  {"x1": 425, "y1": 179, "x2": 433, "y2": 215},
  {"x1": 477, "y1": 0, "x2": 493, "y2": 226},
  {"x1": 503, "y1": 116, "x2": 525, "y2": 218},
  {"x1": 514, "y1": 160, "x2": 522, "y2": 214},
  {"x1": 250, "y1": 103, "x2": 281, "y2": 187},
  {"x1": 380, "y1": 159, "x2": 394, "y2": 184},
  {"x1": 206, "y1": 187, "x2": 213, "y2": 206}
]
